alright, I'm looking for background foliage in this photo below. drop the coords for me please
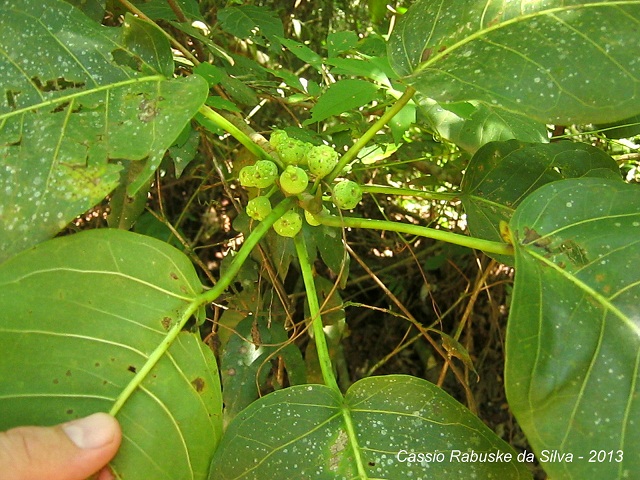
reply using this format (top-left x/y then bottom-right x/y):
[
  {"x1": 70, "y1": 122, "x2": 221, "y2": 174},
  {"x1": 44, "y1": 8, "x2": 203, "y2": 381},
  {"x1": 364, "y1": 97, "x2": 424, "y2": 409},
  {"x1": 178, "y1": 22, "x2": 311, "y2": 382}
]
[{"x1": 1, "y1": 0, "x2": 639, "y2": 479}]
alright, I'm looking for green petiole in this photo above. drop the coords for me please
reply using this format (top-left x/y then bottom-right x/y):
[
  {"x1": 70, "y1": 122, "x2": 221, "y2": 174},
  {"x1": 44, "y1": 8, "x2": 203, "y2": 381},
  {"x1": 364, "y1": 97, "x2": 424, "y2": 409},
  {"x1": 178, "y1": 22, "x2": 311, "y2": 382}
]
[{"x1": 316, "y1": 212, "x2": 514, "y2": 256}]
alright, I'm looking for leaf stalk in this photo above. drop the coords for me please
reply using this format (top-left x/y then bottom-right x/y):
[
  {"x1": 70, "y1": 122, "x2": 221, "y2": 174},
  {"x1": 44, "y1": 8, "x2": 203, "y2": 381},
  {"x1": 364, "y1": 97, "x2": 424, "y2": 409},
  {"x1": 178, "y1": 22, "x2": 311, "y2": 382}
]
[{"x1": 316, "y1": 213, "x2": 514, "y2": 256}]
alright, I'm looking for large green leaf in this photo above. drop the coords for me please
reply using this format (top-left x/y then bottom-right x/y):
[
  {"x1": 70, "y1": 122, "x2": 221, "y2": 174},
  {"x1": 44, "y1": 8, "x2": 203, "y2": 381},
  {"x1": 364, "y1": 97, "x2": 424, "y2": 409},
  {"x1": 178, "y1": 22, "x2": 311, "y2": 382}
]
[
  {"x1": 388, "y1": 0, "x2": 640, "y2": 124},
  {"x1": 460, "y1": 140, "x2": 621, "y2": 264},
  {"x1": 506, "y1": 178, "x2": 640, "y2": 478},
  {"x1": 210, "y1": 375, "x2": 531, "y2": 479},
  {"x1": 0, "y1": 229, "x2": 223, "y2": 479},
  {"x1": 0, "y1": 1, "x2": 208, "y2": 262}
]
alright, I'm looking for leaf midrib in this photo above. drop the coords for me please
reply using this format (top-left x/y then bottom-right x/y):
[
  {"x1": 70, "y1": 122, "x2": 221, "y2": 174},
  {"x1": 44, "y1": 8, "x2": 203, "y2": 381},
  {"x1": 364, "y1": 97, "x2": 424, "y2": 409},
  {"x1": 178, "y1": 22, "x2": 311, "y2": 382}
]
[
  {"x1": 1, "y1": 266, "x2": 194, "y2": 301},
  {"x1": 525, "y1": 248, "x2": 639, "y2": 337},
  {"x1": 415, "y1": 1, "x2": 640, "y2": 74},
  {"x1": 0, "y1": 75, "x2": 165, "y2": 122}
]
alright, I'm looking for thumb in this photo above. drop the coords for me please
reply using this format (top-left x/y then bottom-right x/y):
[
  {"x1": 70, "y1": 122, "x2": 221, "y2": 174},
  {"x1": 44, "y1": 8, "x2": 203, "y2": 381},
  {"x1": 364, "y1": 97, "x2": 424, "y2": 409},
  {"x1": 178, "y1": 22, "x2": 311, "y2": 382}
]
[{"x1": 0, "y1": 413, "x2": 121, "y2": 480}]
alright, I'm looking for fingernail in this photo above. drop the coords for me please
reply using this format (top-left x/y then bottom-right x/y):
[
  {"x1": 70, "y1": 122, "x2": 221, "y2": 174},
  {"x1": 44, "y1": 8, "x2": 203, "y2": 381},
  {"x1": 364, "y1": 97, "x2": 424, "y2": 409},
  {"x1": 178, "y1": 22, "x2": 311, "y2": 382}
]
[{"x1": 62, "y1": 413, "x2": 117, "y2": 449}]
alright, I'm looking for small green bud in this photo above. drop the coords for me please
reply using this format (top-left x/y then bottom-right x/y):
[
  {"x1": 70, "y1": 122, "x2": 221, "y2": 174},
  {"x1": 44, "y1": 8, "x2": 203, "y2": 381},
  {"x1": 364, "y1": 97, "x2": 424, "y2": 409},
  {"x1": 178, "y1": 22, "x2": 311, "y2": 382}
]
[
  {"x1": 239, "y1": 165, "x2": 257, "y2": 188},
  {"x1": 269, "y1": 130, "x2": 289, "y2": 150},
  {"x1": 279, "y1": 165, "x2": 309, "y2": 195},
  {"x1": 332, "y1": 180, "x2": 362, "y2": 210},
  {"x1": 246, "y1": 196, "x2": 272, "y2": 221},
  {"x1": 277, "y1": 138, "x2": 309, "y2": 165},
  {"x1": 252, "y1": 160, "x2": 278, "y2": 189},
  {"x1": 306, "y1": 145, "x2": 339, "y2": 178},
  {"x1": 273, "y1": 210, "x2": 302, "y2": 237},
  {"x1": 304, "y1": 206, "x2": 328, "y2": 226}
]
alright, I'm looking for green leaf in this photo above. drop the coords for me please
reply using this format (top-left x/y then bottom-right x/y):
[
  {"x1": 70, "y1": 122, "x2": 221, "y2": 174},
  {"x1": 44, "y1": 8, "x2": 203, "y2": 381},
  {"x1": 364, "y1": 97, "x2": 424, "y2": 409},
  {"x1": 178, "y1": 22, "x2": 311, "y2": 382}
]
[
  {"x1": 135, "y1": 0, "x2": 203, "y2": 21},
  {"x1": 221, "y1": 315, "x2": 306, "y2": 424},
  {"x1": 218, "y1": 5, "x2": 283, "y2": 49},
  {"x1": 210, "y1": 375, "x2": 532, "y2": 479},
  {"x1": 326, "y1": 57, "x2": 395, "y2": 86},
  {"x1": 106, "y1": 160, "x2": 152, "y2": 229},
  {"x1": 460, "y1": 140, "x2": 621, "y2": 264},
  {"x1": 170, "y1": 124, "x2": 202, "y2": 178},
  {"x1": 388, "y1": 0, "x2": 640, "y2": 124},
  {"x1": 279, "y1": 37, "x2": 324, "y2": 71},
  {"x1": 417, "y1": 97, "x2": 548, "y2": 153},
  {"x1": 66, "y1": 0, "x2": 105, "y2": 22},
  {"x1": 305, "y1": 79, "x2": 379, "y2": 125},
  {"x1": 0, "y1": 229, "x2": 222, "y2": 479},
  {"x1": 327, "y1": 31, "x2": 359, "y2": 57},
  {"x1": 506, "y1": 178, "x2": 640, "y2": 479},
  {"x1": 0, "y1": 1, "x2": 208, "y2": 261}
]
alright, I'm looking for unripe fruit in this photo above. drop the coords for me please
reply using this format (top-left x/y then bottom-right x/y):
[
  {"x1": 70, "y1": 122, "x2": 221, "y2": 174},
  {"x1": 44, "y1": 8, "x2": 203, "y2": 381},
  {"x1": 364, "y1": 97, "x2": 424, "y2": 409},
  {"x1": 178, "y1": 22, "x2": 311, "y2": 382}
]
[
  {"x1": 269, "y1": 130, "x2": 289, "y2": 150},
  {"x1": 277, "y1": 138, "x2": 309, "y2": 165},
  {"x1": 273, "y1": 210, "x2": 302, "y2": 237},
  {"x1": 304, "y1": 207, "x2": 327, "y2": 226},
  {"x1": 252, "y1": 160, "x2": 278, "y2": 189},
  {"x1": 279, "y1": 165, "x2": 309, "y2": 195},
  {"x1": 306, "y1": 145, "x2": 339, "y2": 178},
  {"x1": 246, "y1": 196, "x2": 272, "y2": 221},
  {"x1": 239, "y1": 165, "x2": 257, "y2": 188},
  {"x1": 332, "y1": 180, "x2": 362, "y2": 210}
]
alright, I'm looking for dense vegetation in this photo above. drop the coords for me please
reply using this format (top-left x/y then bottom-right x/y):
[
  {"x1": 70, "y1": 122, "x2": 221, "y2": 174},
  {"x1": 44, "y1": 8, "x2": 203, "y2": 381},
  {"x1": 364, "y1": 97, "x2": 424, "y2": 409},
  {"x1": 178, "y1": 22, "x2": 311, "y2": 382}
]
[{"x1": 1, "y1": 1, "x2": 639, "y2": 479}]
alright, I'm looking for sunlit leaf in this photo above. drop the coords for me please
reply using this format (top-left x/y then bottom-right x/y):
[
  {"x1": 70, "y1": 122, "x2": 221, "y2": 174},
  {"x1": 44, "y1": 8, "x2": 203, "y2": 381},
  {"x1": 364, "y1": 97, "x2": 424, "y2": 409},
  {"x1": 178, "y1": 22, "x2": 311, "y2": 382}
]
[
  {"x1": 506, "y1": 178, "x2": 640, "y2": 479},
  {"x1": 0, "y1": 1, "x2": 208, "y2": 262},
  {"x1": 305, "y1": 79, "x2": 380, "y2": 125},
  {"x1": 388, "y1": 0, "x2": 640, "y2": 124},
  {"x1": 0, "y1": 229, "x2": 222, "y2": 479}
]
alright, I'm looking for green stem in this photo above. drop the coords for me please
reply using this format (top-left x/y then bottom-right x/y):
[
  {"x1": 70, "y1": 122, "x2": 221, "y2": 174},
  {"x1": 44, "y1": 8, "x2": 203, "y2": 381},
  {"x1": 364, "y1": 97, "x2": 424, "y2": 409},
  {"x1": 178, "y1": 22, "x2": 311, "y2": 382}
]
[
  {"x1": 293, "y1": 235, "x2": 341, "y2": 393},
  {"x1": 109, "y1": 198, "x2": 294, "y2": 415},
  {"x1": 326, "y1": 86, "x2": 416, "y2": 183},
  {"x1": 118, "y1": 0, "x2": 200, "y2": 65},
  {"x1": 198, "y1": 197, "x2": 295, "y2": 305},
  {"x1": 316, "y1": 213, "x2": 514, "y2": 256},
  {"x1": 295, "y1": 234, "x2": 367, "y2": 477},
  {"x1": 361, "y1": 184, "x2": 459, "y2": 202},
  {"x1": 197, "y1": 105, "x2": 282, "y2": 167},
  {"x1": 109, "y1": 301, "x2": 200, "y2": 415}
]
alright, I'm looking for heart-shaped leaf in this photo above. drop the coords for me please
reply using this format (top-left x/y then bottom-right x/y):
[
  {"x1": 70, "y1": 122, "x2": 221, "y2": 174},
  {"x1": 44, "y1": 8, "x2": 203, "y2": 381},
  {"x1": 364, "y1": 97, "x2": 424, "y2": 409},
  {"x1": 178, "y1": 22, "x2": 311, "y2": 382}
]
[
  {"x1": 0, "y1": 229, "x2": 223, "y2": 479},
  {"x1": 210, "y1": 375, "x2": 532, "y2": 479},
  {"x1": 461, "y1": 140, "x2": 621, "y2": 264},
  {"x1": 388, "y1": 0, "x2": 640, "y2": 124},
  {"x1": 0, "y1": 1, "x2": 208, "y2": 262},
  {"x1": 506, "y1": 178, "x2": 640, "y2": 478}
]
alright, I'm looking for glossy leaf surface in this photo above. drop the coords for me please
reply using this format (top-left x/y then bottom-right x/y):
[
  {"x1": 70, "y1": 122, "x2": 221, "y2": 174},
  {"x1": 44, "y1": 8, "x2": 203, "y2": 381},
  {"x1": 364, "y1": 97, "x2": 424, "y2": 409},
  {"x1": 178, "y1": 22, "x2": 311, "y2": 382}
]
[
  {"x1": 506, "y1": 178, "x2": 640, "y2": 479},
  {"x1": 0, "y1": 1, "x2": 208, "y2": 262},
  {"x1": 0, "y1": 229, "x2": 222, "y2": 479},
  {"x1": 388, "y1": 0, "x2": 640, "y2": 124},
  {"x1": 210, "y1": 375, "x2": 531, "y2": 479}
]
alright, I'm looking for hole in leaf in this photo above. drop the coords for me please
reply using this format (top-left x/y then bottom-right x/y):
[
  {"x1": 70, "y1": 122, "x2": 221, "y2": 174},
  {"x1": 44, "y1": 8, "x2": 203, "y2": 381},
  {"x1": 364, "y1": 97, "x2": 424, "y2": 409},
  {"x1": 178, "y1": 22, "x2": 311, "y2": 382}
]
[
  {"x1": 6, "y1": 90, "x2": 20, "y2": 109},
  {"x1": 30, "y1": 76, "x2": 85, "y2": 92}
]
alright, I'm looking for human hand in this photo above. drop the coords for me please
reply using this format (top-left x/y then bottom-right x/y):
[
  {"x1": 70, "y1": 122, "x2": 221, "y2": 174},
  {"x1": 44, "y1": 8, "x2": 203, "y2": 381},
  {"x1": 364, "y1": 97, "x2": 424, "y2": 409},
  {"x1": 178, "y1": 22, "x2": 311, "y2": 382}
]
[{"x1": 0, "y1": 413, "x2": 121, "y2": 480}]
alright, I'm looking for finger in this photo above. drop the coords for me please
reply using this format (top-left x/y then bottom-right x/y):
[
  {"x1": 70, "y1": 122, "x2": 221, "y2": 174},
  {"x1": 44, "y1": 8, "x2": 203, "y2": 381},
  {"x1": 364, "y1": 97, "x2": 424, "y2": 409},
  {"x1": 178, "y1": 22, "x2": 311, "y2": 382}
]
[{"x1": 0, "y1": 413, "x2": 121, "y2": 480}]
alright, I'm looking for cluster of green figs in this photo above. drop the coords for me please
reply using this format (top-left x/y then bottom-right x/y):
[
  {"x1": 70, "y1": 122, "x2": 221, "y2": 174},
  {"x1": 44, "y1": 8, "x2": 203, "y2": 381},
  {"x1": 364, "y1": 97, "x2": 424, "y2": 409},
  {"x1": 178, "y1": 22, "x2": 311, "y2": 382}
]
[{"x1": 239, "y1": 130, "x2": 362, "y2": 237}]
